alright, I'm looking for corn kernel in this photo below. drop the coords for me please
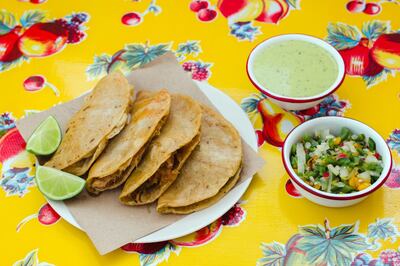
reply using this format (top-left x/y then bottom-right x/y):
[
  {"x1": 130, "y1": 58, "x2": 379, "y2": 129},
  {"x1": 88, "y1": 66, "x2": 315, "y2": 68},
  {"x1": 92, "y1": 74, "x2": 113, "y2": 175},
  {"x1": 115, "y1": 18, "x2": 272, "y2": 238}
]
[
  {"x1": 314, "y1": 184, "x2": 321, "y2": 190},
  {"x1": 354, "y1": 143, "x2": 361, "y2": 149},
  {"x1": 333, "y1": 137, "x2": 342, "y2": 145},
  {"x1": 349, "y1": 176, "x2": 359, "y2": 188},
  {"x1": 357, "y1": 182, "x2": 371, "y2": 191}
]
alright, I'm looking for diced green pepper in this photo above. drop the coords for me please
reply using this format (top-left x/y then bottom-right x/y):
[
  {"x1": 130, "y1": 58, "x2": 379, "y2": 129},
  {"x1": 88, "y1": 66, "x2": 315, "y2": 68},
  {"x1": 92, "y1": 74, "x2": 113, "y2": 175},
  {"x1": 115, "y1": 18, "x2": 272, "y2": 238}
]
[
  {"x1": 340, "y1": 185, "x2": 355, "y2": 193},
  {"x1": 290, "y1": 145, "x2": 296, "y2": 156},
  {"x1": 337, "y1": 158, "x2": 351, "y2": 166},
  {"x1": 340, "y1": 127, "x2": 351, "y2": 141},
  {"x1": 368, "y1": 138, "x2": 376, "y2": 152},
  {"x1": 356, "y1": 134, "x2": 365, "y2": 142},
  {"x1": 302, "y1": 134, "x2": 312, "y2": 143}
]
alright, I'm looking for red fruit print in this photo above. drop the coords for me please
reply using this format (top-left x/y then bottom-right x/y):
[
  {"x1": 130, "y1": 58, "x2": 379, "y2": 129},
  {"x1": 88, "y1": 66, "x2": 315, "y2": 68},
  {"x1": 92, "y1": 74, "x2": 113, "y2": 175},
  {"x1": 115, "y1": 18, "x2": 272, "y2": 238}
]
[
  {"x1": 346, "y1": 0, "x2": 366, "y2": 13},
  {"x1": 380, "y1": 250, "x2": 400, "y2": 264},
  {"x1": 339, "y1": 38, "x2": 384, "y2": 76},
  {"x1": 297, "y1": 105, "x2": 320, "y2": 116},
  {"x1": 197, "y1": 8, "x2": 217, "y2": 22},
  {"x1": 16, "y1": 203, "x2": 60, "y2": 232},
  {"x1": 30, "y1": 0, "x2": 47, "y2": 3},
  {"x1": 190, "y1": 0, "x2": 209, "y2": 12},
  {"x1": 17, "y1": 13, "x2": 88, "y2": 57},
  {"x1": 0, "y1": 26, "x2": 23, "y2": 62},
  {"x1": 217, "y1": 0, "x2": 247, "y2": 18},
  {"x1": 192, "y1": 67, "x2": 209, "y2": 80},
  {"x1": 121, "y1": 12, "x2": 142, "y2": 26},
  {"x1": 285, "y1": 179, "x2": 302, "y2": 198},
  {"x1": 18, "y1": 22, "x2": 68, "y2": 57},
  {"x1": 255, "y1": 0, "x2": 289, "y2": 24},
  {"x1": 221, "y1": 204, "x2": 245, "y2": 226},
  {"x1": 363, "y1": 2, "x2": 381, "y2": 15},
  {"x1": 183, "y1": 61, "x2": 211, "y2": 81},
  {"x1": 23, "y1": 75, "x2": 60, "y2": 96},
  {"x1": 371, "y1": 33, "x2": 400, "y2": 69},
  {"x1": 38, "y1": 203, "x2": 61, "y2": 225},
  {"x1": 171, "y1": 219, "x2": 223, "y2": 247},
  {"x1": 257, "y1": 101, "x2": 284, "y2": 147},
  {"x1": 121, "y1": 242, "x2": 168, "y2": 254},
  {"x1": 255, "y1": 129, "x2": 264, "y2": 147},
  {"x1": 0, "y1": 128, "x2": 26, "y2": 163},
  {"x1": 182, "y1": 61, "x2": 195, "y2": 71},
  {"x1": 24, "y1": 75, "x2": 45, "y2": 91}
]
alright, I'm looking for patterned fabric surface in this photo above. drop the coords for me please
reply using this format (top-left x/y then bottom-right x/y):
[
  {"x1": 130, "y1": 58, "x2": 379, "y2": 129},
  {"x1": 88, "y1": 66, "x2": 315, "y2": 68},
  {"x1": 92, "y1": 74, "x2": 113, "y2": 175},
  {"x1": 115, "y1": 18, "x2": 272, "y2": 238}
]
[{"x1": 0, "y1": 0, "x2": 400, "y2": 265}]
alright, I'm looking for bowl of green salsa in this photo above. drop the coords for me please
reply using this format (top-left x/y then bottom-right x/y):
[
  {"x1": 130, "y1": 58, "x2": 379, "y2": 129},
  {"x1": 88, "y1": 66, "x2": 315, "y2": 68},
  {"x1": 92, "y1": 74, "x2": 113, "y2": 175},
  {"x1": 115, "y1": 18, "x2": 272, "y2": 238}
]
[{"x1": 247, "y1": 34, "x2": 345, "y2": 110}]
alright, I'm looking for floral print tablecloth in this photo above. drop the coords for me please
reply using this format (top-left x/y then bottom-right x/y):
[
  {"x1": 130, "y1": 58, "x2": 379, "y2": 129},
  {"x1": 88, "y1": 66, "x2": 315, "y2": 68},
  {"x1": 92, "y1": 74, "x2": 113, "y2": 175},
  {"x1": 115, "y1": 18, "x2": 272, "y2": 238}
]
[{"x1": 1, "y1": 0, "x2": 400, "y2": 265}]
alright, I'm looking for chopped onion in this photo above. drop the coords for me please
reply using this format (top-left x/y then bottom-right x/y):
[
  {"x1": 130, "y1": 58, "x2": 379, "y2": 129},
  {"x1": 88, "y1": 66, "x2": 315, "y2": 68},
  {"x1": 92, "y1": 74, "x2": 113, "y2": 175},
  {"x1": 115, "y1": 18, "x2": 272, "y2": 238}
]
[
  {"x1": 339, "y1": 167, "x2": 349, "y2": 179},
  {"x1": 296, "y1": 143, "x2": 306, "y2": 174},
  {"x1": 321, "y1": 129, "x2": 330, "y2": 139},
  {"x1": 327, "y1": 164, "x2": 340, "y2": 176},
  {"x1": 358, "y1": 171, "x2": 371, "y2": 182},
  {"x1": 327, "y1": 173, "x2": 333, "y2": 193},
  {"x1": 365, "y1": 155, "x2": 379, "y2": 164},
  {"x1": 305, "y1": 142, "x2": 311, "y2": 149}
]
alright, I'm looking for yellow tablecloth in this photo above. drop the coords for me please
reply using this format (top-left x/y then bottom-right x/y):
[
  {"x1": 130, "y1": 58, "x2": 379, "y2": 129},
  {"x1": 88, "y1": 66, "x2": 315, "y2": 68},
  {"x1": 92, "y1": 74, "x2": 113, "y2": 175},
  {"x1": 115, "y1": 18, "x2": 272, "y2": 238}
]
[{"x1": 1, "y1": 0, "x2": 400, "y2": 265}]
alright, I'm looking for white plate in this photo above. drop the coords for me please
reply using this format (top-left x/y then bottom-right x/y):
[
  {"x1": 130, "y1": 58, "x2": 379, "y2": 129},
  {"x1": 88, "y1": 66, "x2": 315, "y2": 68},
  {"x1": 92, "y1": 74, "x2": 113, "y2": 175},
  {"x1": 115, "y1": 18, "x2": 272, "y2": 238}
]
[{"x1": 47, "y1": 82, "x2": 258, "y2": 243}]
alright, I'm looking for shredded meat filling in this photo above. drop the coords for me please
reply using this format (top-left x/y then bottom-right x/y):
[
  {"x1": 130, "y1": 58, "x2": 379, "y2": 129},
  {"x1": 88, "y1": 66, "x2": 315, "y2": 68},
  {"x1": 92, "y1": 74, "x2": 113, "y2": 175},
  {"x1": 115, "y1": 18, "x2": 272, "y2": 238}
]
[{"x1": 134, "y1": 154, "x2": 177, "y2": 202}]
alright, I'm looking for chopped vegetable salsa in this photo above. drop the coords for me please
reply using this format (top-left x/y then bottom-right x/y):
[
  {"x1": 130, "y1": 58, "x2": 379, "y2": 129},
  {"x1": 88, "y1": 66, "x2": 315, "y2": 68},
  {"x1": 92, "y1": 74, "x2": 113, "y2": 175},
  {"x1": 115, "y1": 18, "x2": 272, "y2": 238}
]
[{"x1": 290, "y1": 127, "x2": 383, "y2": 194}]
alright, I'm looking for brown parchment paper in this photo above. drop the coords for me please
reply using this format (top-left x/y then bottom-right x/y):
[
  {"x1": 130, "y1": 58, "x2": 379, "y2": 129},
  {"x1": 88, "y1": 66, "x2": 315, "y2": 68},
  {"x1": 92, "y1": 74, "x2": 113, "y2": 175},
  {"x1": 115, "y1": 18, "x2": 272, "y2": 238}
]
[{"x1": 16, "y1": 52, "x2": 265, "y2": 255}]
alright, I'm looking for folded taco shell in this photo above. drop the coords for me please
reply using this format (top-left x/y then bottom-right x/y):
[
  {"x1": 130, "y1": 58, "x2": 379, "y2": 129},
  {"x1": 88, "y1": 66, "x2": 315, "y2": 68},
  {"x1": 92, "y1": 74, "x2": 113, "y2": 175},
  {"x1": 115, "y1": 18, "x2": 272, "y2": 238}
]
[
  {"x1": 86, "y1": 90, "x2": 171, "y2": 194},
  {"x1": 45, "y1": 71, "x2": 132, "y2": 176},
  {"x1": 119, "y1": 94, "x2": 202, "y2": 205},
  {"x1": 157, "y1": 105, "x2": 243, "y2": 214}
]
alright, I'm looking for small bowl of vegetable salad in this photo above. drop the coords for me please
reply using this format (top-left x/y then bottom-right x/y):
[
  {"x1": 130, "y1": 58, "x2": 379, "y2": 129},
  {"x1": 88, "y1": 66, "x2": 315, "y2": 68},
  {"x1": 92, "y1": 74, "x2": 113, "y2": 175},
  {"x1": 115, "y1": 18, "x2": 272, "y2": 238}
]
[{"x1": 282, "y1": 116, "x2": 392, "y2": 207}]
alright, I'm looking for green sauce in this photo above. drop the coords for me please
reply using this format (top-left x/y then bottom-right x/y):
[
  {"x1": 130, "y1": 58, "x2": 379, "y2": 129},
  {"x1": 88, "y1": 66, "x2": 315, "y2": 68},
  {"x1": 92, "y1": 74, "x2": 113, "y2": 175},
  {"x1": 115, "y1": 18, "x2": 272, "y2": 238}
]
[{"x1": 252, "y1": 40, "x2": 338, "y2": 98}]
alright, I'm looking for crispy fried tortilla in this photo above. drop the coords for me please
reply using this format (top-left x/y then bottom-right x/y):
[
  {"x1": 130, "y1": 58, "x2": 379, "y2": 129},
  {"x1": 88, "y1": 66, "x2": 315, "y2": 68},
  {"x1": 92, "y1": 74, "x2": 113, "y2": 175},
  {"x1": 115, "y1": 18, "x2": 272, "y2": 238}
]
[
  {"x1": 45, "y1": 71, "x2": 132, "y2": 176},
  {"x1": 157, "y1": 105, "x2": 243, "y2": 214},
  {"x1": 119, "y1": 94, "x2": 202, "y2": 205},
  {"x1": 86, "y1": 90, "x2": 171, "y2": 194}
]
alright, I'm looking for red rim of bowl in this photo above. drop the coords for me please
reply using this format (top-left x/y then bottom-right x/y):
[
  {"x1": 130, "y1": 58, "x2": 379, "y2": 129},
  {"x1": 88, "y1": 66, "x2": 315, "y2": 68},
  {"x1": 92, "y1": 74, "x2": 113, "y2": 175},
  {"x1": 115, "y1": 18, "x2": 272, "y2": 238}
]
[
  {"x1": 246, "y1": 34, "x2": 346, "y2": 104},
  {"x1": 281, "y1": 117, "x2": 393, "y2": 200}
]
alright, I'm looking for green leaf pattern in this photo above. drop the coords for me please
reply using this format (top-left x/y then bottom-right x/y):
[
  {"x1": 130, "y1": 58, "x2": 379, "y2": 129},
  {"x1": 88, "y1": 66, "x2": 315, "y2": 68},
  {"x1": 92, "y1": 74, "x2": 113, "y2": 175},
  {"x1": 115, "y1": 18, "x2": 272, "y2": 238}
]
[
  {"x1": 122, "y1": 43, "x2": 171, "y2": 69},
  {"x1": 297, "y1": 222, "x2": 369, "y2": 266},
  {"x1": 326, "y1": 22, "x2": 362, "y2": 50},
  {"x1": 257, "y1": 242, "x2": 286, "y2": 266},
  {"x1": 286, "y1": 0, "x2": 300, "y2": 9},
  {"x1": 258, "y1": 220, "x2": 381, "y2": 266},
  {"x1": 20, "y1": 10, "x2": 46, "y2": 28},
  {"x1": 240, "y1": 93, "x2": 265, "y2": 114},
  {"x1": 363, "y1": 68, "x2": 394, "y2": 88},
  {"x1": 139, "y1": 243, "x2": 181, "y2": 266},
  {"x1": 0, "y1": 9, "x2": 16, "y2": 34},
  {"x1": 361, "y1": 20, "x2": 390, "y2": 41},
  {"x1": 367, "y1": 218, "x2": 399, "y2": 243},
  {"x1": 13, "y1": 249, "x2": 54, "y2": 266},
  {"x1": 86, "y1": 54, "x2": 112, "y2": 80},
  {"x1": 176, "y1": 41, "x2": 202, "y2": 60}
]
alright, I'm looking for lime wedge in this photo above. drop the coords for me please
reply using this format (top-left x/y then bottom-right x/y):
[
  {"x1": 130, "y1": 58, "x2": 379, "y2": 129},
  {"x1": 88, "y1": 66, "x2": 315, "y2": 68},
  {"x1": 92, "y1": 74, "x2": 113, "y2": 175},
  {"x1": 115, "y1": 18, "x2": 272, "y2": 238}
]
[
  {"x1": 26, "y1": 116, "x2": 61, "y2": 155},
  {"x1": 36, "y1": 166, "x2": 85, "y2": 200}
]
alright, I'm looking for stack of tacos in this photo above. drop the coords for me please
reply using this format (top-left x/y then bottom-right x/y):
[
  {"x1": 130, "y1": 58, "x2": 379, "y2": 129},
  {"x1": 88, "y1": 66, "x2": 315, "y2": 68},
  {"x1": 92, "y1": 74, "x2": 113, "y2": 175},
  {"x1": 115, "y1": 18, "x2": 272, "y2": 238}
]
[{"x1": 46, "y1": 72, "x2": 243, "y2": 214}]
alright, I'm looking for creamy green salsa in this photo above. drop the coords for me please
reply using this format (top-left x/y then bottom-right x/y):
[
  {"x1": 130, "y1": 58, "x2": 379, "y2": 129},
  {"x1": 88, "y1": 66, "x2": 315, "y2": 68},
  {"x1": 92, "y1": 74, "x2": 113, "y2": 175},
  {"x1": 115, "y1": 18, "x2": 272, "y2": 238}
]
[{"x1": 252, "y1": 40, "x2": 338, "y2": 98}]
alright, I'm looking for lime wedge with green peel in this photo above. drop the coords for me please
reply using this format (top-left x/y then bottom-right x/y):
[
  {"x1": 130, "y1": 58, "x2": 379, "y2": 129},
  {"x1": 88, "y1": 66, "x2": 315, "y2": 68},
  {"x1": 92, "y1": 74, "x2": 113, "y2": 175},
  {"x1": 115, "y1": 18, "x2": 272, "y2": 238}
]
[
  {"x1": 26, "y1": 116, "x2": 61, "y2": 155},
  {"x1": 36, "y1": 166, "x2": 85, "y2": 200}
]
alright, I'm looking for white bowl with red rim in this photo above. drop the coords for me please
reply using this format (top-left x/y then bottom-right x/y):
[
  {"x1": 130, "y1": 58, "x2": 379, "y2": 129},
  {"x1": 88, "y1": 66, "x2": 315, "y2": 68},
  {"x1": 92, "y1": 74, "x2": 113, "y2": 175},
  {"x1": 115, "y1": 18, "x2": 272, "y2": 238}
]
[
  {"x1": 247, "y1": 34, "x2": 346, "y2": 111},
  {"x1": 282, "y1": 116, "x2": 392, "y2": 207}
]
